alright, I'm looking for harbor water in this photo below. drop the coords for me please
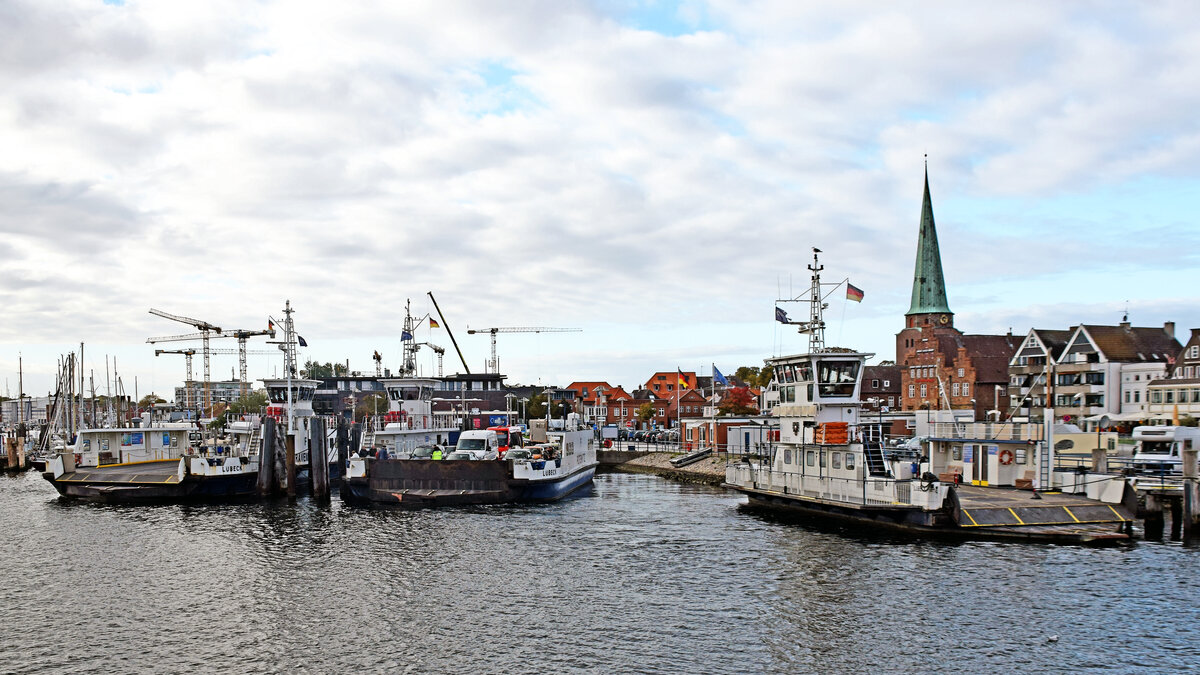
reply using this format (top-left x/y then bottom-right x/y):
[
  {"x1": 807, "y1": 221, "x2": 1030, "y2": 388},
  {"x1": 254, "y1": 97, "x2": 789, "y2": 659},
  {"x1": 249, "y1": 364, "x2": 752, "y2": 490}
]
[{"x1": 3, "y1": 469, "x2": 1200, "y2": 674}]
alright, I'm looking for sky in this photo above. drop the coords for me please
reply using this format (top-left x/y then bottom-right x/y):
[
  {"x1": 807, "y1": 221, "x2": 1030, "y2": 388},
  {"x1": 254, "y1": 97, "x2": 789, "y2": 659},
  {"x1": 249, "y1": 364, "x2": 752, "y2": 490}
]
[{"x1": 2, "y1": 1, "x2": 1199, "y2": 401}]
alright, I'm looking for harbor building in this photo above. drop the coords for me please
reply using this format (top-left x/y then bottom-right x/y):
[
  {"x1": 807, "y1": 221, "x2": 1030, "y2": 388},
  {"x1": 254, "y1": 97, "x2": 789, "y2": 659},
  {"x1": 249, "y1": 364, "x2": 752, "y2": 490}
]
[
  {"x1": 1008, "y1": 322, "x2": 1180, "y2": 426},
  {"x1": 894, "y1": 167, "x2": 1018, "y2": 420},
  {"x1": 1145, "y1": 327, "x2": 1200, "y2": 422}
]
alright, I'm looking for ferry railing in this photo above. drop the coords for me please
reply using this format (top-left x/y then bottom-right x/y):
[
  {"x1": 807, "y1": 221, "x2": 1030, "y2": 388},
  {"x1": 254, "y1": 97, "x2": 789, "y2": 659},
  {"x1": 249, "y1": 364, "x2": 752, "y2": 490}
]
[{"x1": 734, "y1": 464, "x2": 924, "y2": 508}]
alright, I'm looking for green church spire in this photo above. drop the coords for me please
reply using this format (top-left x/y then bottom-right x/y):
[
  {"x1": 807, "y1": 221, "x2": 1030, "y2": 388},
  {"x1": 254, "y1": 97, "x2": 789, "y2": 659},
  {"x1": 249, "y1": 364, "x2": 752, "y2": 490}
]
[{"x1": 906, "y1": 163, "x2": 952, "y2": 317}]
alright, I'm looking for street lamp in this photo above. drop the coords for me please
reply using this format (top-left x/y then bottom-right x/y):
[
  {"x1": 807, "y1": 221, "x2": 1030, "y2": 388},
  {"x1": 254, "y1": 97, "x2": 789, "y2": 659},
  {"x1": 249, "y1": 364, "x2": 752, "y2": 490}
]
[{"x1": 519, "y1": 397, "x2": 528, "y2": 423}]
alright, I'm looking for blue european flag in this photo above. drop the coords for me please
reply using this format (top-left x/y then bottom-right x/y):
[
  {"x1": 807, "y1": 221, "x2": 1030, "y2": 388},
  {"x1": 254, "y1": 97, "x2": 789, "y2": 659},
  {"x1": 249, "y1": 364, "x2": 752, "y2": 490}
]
[{"x1": 713, "y1": 365, "x2": 729, "y2": 387}]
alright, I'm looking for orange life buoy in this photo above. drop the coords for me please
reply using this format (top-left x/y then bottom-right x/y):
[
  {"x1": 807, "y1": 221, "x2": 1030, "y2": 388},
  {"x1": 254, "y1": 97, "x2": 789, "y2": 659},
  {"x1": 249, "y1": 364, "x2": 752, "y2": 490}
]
[{"x1": 998, "y1": 448, "x2": 1014, "y2": 466}]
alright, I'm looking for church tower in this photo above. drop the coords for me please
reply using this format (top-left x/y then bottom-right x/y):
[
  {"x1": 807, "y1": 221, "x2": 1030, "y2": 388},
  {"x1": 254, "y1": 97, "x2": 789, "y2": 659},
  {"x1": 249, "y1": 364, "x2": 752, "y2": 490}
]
[{"x1": 905, "y1": 164, "x2": 953, "y2": 329}]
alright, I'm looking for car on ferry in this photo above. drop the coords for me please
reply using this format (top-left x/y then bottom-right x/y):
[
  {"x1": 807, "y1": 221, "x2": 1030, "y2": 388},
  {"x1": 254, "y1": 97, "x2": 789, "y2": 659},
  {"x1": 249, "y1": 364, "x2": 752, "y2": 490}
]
[{"x1": 454, "y1": 430, "x2": 500, "y2": 460}]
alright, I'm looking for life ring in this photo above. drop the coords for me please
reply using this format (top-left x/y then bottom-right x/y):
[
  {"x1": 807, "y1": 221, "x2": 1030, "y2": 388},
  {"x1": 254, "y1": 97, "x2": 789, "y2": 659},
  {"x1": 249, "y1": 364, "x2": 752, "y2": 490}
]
[
  {"x1": 998, "y1": 448, "x2": 1014, "y2": 466},
  {"x1": 602, "y1": 439, "x2": 612, "y2": 448}
]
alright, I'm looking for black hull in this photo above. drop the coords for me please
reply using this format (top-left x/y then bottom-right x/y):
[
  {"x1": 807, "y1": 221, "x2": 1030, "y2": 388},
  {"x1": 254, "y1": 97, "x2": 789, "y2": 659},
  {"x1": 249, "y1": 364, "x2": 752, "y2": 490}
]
[
  {"x1": 733, "y1": 486, "x2": 1131, "y2": 546},
  {"x1": 44, "y1": 470, "x2": 259, "y2": 504},
  {"x1": 341, "y1": 459, "x2": 597, "y2": 508}
]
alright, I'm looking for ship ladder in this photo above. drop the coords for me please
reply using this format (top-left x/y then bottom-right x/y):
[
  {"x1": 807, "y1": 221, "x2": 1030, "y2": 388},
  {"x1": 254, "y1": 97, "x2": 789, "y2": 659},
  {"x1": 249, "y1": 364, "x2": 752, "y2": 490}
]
[{"x1": 864, "y1": 441, "x2": 889, "y2": 477}]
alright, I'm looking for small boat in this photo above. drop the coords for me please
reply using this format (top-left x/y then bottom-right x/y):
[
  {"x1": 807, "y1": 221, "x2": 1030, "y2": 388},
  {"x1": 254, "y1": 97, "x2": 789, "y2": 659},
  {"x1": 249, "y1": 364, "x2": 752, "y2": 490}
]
[{"x1": 723, "y1": 250, "x2": 1133, "y2": 545}]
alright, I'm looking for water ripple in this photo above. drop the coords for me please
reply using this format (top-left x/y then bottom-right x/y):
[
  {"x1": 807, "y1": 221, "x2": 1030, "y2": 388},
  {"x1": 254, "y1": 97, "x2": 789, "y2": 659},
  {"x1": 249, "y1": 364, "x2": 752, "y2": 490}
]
[{"x1": 2, "y1": 470, "x2": 1199, "y2": 673}]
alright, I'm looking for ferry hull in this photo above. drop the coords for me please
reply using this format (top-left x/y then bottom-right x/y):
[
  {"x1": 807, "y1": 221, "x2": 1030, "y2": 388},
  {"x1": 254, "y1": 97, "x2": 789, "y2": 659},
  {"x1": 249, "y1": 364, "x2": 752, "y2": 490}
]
[
  {"x1": 732, "y1": 484, "x2": 1131, "y2": 545},
  {"x1": 516, "y1": 464, "x2": 597, "y2": 502},
  {"x1": 43, "y1": 461, "x2": 259, "y2": 504},
  {"x1": 341, "y1": 460, "x2": 597, "y2": 507}
]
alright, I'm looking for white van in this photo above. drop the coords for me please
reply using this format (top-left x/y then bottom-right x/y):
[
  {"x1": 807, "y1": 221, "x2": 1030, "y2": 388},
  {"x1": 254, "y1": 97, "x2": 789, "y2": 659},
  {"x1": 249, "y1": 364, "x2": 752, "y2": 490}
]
[
  {"x1": 454, "y1": 430, "x2": 500, "y2": 460},
  {"x1": 1131, "y1": 426, "x2": 1200, "y2": 473}
]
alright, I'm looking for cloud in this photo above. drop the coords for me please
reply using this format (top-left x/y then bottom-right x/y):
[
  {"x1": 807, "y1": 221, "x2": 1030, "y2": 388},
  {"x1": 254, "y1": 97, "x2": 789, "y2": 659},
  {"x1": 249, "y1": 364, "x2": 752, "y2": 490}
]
[{"x1": 1, "y1": 1, "x2": 1198, "y2": 394}]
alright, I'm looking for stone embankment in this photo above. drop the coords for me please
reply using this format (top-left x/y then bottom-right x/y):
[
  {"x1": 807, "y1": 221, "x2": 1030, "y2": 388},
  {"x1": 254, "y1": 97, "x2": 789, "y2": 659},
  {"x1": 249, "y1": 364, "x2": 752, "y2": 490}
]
[{"x1": 602, "y1": 451, "x2": 729, "y2": 486}]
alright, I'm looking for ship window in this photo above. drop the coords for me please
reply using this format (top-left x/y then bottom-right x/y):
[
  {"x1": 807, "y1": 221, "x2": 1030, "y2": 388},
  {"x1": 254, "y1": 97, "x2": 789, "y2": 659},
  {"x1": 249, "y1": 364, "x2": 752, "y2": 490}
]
[
  {"x1": 806, "y1": 450, "x2": 815, "y2": 466},
  {"x1": 784, "y1": 448, "x2": 792, "y2": 464},
  {"x1": 819, "y1": 450, "x2": 827, "y2": 468},
  {"x1": 816, "y1": 360, "x2": 860, "y2": 397},
  {"x1": 845, "y1": 453, "x2": 855, "y2": 470},
  {"x1": 831, "y1": 452, "x2": 841, "y2": 469},
  {"x1": 952, "y1": 445, "x2": 962, "y2": 461},
  {"x1": 1016, "y1": 447, "x2": 1027, "y2": 464}
]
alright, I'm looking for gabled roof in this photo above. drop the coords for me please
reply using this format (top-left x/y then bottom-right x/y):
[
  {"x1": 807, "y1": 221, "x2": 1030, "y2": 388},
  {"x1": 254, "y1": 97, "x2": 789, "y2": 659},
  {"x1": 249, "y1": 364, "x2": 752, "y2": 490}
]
[
  {"x1": 934, "y1": 333, "x2": 1019, "y2": 383},
  {"x1": 1012, "y1": 328, "x2": 1074, "y2": 364},
  {"x1": 1073, "y1": 325, "x2": 1181, "y2": 362}
]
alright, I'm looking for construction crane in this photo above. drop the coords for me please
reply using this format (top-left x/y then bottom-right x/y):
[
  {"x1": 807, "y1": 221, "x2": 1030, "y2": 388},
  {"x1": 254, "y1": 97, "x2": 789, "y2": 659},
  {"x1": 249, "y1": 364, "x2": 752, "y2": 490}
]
[
  {"x1": 147, "y1": 309, "x2": 221, "y2": 413},
  {"x1": 466, "y1": 327, "x2": 582, "y2": 374},
  {"x1": 218, "y1": 328, "x2": 277, "y2": 399},
  {"x1": 154, "y1": 349, "x2": 196, "y2": 410}
]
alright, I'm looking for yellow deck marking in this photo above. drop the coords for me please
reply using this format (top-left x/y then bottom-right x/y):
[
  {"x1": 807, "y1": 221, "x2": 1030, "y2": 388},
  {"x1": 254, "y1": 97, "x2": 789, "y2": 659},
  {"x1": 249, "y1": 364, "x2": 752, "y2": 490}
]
[
  {"x1": 1007, "y1": 508, "x2": 1025, "y2": 524},
  {"x1": 1063, "y1": 507, "x2": 1081, "y2": 523},
  {"x1": 961, "y1": 509, "x2": 980, "y2": 526},
  {"x1": 1106, "y1": 504, "x2": 1130, "y2": 521}
]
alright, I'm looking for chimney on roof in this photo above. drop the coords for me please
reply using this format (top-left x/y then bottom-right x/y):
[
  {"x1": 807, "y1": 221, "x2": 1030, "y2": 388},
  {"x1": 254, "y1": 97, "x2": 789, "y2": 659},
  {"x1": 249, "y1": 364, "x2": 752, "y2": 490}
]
[
  {"x1": 1164, "y1": 321, "x2": 1176, "y2": 339},
  {"x1": 1120, "y1": 319, "x2": 1131, "y2": 331}
]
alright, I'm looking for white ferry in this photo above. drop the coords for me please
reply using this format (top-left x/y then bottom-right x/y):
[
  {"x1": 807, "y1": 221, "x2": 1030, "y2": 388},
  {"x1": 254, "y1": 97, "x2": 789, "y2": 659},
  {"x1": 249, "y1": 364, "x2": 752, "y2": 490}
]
[{"x1": 723, "y1": 250, "x2": 1133, "y2": 544}]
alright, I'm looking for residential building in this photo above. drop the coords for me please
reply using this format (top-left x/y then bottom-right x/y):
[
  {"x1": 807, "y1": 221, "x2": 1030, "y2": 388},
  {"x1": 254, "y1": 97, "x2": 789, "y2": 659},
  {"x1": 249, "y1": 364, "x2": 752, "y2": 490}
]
[
  {"x1": 642, "y1": 371, "x2": 697, "y2": 397},
  {"x1": 1010, "y1": 322, "x2": 1180, "y2": 425},
  {"x1": 1146, "y1": 327, "x2": 1200, "y2": 422},
  {"x1": 862, "y1": 364, "x2": 902, "y2": 412}
]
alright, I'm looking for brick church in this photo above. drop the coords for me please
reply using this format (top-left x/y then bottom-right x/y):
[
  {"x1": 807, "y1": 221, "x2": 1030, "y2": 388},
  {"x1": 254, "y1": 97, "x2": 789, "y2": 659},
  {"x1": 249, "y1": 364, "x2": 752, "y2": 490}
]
[{"x1": 895, "y1": 167, "x2": 1018, "y2": 419}]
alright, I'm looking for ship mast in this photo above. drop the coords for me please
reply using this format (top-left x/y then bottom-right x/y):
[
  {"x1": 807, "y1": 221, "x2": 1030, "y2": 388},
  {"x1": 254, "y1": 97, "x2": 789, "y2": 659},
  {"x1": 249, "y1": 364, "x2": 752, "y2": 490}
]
[{"x1": 790, "y1": 248, "x2": 827, "y2": 353}]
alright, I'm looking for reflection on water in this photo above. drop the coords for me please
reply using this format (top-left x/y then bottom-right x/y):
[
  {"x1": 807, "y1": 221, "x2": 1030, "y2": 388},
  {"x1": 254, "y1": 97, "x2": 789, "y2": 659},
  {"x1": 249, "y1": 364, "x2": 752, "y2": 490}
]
[{"x1": 2, "y1": 469, "x2": 1198, "y2": 674}]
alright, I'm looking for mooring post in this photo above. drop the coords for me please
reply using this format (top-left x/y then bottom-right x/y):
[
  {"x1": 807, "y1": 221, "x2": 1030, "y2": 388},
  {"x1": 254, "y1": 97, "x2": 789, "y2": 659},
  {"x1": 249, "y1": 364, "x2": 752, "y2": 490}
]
[
  {"x1": 1144, "y1": 494, "x2": 1165, "y2": 541},
  {"x1": 1170, "y1": 498, "x2": 1183, "y2": 541},
  {"x1": 311, "y1": 417, "x2": 329, "y2": 501},
  {"x1": 1182, "y1": 442, "x2": 1199, "y2": 541},
  {"x1": 285, "y1": 433, "x2": 297, "y2": 498},
  {"x1": 17, "y1": 423, "x2": 27, "y2": 470},
  {"x1": 257, "y1": 417, "x2": 276, "y2": 497},
  {"x1": 5, "y1": 436, "x2": 17, "y2": 472},
  {"x1": 336, "y1": 418, "x2": 349, "y2": 478}
]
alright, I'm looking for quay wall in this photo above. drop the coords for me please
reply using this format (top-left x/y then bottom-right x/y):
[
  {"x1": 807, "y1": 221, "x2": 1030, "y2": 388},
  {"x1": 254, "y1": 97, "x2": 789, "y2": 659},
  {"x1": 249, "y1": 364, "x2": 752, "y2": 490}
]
[{"x1": 606, "y1": 451, "x2": 728, "y2": 486}]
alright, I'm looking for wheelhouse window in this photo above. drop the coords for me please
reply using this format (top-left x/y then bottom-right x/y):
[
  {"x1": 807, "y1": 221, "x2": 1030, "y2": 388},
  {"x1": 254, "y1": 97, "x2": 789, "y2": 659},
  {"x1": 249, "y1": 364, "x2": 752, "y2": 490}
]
[{"x1": 816, "y1": 360, "x2": 860, "y2": 397}]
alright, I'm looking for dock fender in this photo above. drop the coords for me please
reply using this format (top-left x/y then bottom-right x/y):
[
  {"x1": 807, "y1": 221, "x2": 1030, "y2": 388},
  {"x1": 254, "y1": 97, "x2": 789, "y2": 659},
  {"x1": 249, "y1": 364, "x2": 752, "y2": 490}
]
[
  {"x1": 944, "y1": 485, "x2": 964, "y2": 524},
  {"x1": 1120, "y1": 481, "x2": 1140, "y2": 519}
]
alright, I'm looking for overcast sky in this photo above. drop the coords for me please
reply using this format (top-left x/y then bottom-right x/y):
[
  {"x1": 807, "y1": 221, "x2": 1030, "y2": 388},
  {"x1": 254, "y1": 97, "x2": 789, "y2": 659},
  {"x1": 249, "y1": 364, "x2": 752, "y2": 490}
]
[{"x1": 2, "y1": 1, "x2": 1198, "y2": 400}]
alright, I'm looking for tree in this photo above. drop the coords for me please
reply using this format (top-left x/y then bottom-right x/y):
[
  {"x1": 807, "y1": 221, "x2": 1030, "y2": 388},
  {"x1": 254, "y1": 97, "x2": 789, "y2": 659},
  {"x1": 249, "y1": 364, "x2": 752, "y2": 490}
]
[
  {"x1": 354, "y1": 393, "x2": 389, "y2": 422},
  {"x1": 301, "y1": 361, "x2": 349, "y2": 378},
  {"x1": 525, "y1": 393, "x2": 548, "y2": 420},
  {"x1": 733, "y1": 365, "x2": 774, "y2": 389},
  {"x1": 138, "y1": 394, "x2": 167, "y2": 409},
  {"x1": 636, "y1": 403, "x2": 654, "y2": 424},
  {"x1": 228, "y1": 390, "x2": 269, "y2": 416},
  {"x1": 717, "y1": 387, "x2": 758, "y2": 416}
]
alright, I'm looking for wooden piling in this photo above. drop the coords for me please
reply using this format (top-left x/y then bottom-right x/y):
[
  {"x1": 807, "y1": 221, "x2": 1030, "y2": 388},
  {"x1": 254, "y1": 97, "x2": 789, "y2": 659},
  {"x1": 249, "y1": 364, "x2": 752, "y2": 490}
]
[
  {"x1": 310, "y1": 417, "x2": 329, "y2": 501},
  {"x1": 257, "y1": 417, "x2": 276, "y2": 497},
  {"x1": 1170, "y1": 498, "x2": 1183, "y2": 541},
  {"x1": 336, "y1": 418, "x2": 349, "y2": 477},
  {"x1": 1183, "y1": 443, "x2": 1199, "y2": 540},
  {"x1": 285, "y1": 434, "x2": 296, "y2": 498},
  {"x1": 6, "y1": 437, "x2": 17, "y2": 472},
  {"x1": 1144, "y1": 494, "x2": 1165, "y2": 541}
]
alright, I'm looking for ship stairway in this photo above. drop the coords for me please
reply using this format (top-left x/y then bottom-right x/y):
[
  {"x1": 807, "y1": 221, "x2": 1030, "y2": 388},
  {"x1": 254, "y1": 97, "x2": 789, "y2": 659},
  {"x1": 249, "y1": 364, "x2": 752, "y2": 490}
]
[
  {"x1": 248, "y1": 427, "x2": 262, "y2": 456},
  {"x1": 361, "y1": 420, "x2": 377, "y2": 450},
  {"x1": 863, "y1": 441, "x2": 889, "y2": 477}
]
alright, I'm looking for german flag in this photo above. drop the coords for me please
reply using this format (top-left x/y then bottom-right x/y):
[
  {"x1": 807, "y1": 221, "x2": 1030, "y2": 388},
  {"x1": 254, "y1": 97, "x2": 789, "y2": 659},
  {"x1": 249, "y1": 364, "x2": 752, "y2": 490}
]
[
  {"x1": 677, "y1": 369, "x2": 690, "y2": 389},
  {"x1": 846, "y1": 283, "x2": 864, "y2": 303},
  {"x1": 429, "y1": 318, "x2": 440, "y2": 328}
]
